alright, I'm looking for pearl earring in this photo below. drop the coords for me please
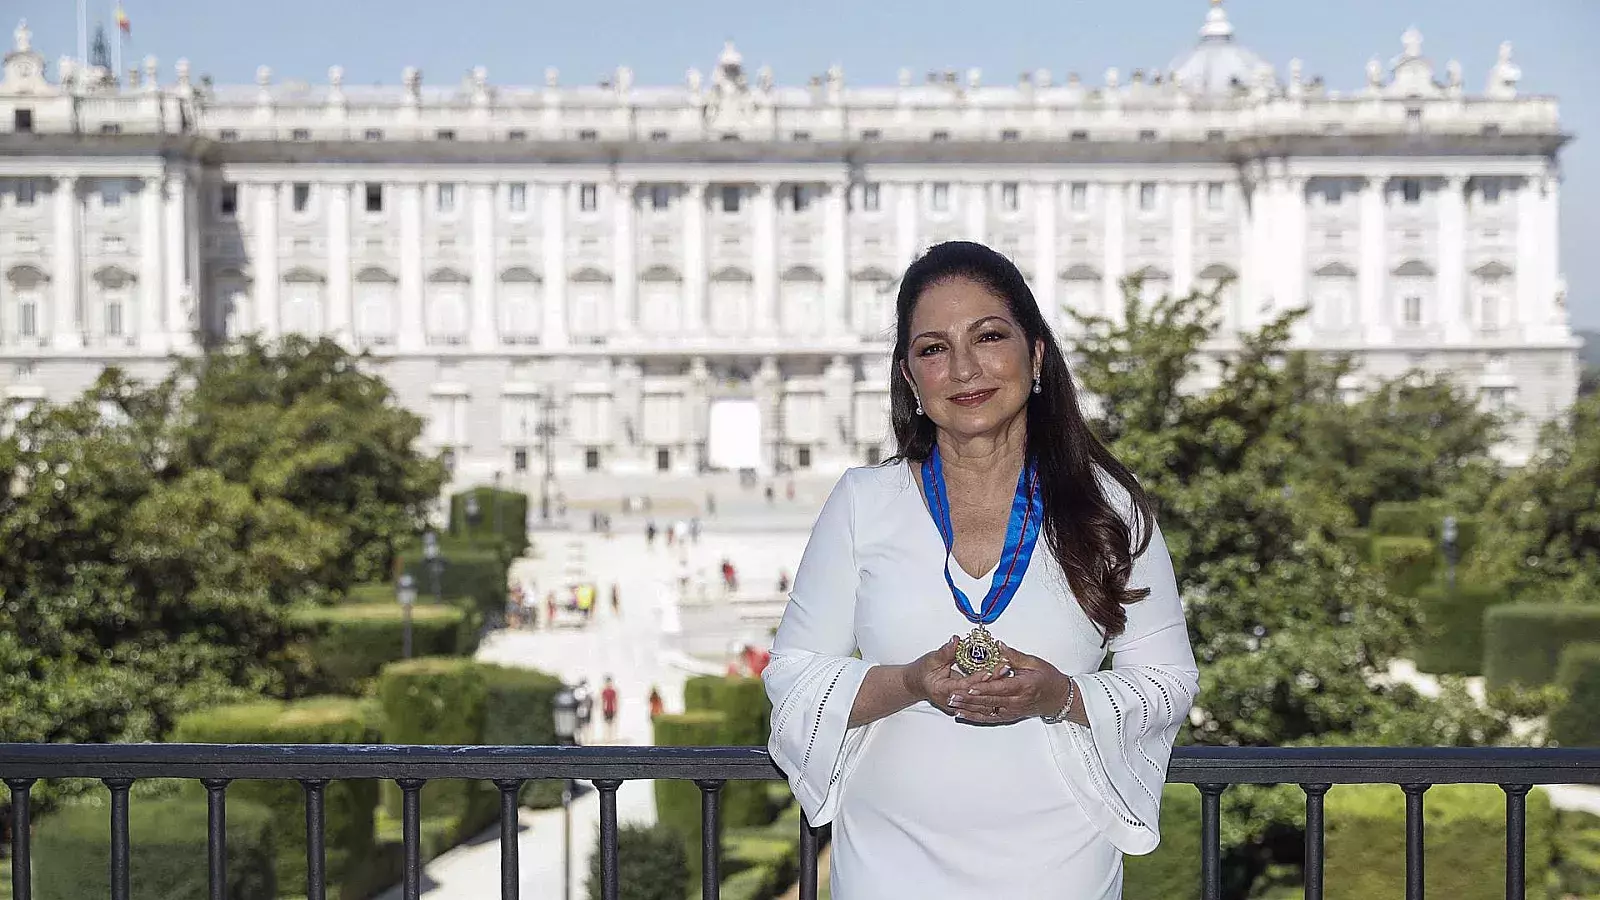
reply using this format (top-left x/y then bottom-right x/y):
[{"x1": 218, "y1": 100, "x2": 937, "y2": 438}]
[
  {"x1": 1032, "y1": 375, "x2": 1042, "y2": 394},
  {"x1": 915, "y1": 396, "x2": 924, "y2": 416}
]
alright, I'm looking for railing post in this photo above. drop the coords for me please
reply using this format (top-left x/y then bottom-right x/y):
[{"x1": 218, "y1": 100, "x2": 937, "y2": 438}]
[
  {"x1": 798, "y1": 809, "x2": 820, "y2": 900},
  {"x1": 104, "y1": 777, "x2": 135, "y2": 900},
  {"x1": 696, "y1": 780, "x2": 726, "y2": 900},
  {"x1": 596, "y1": 779, "x2": 623, "y2": 900},
  {"x1": 1199, "y1": 783, "x2": 1226, "y2": 900},
  {"x1": 1503, "y1": 783, "x2": 1531, "y2": 900},
  {"x1": 1302, "y1": 783, "x2": 1330, "y2": 900},
  {"x1": 1402, "y1": 783, "x2": 1430, "y2": 900},
  {"x1": 5, "y1": 778, "x2": 35, "y2": 900},
  {"x1": 493, "y1": 779, "x2": 524, "y2": 900},
  {"x1": 303, "y1": 779, "x2": 328, "y2": 900},
  {"x1": 202, "y1": 778, "x2": 230, "y2": 900},
  {"x1": 397, "y1": 778, "x2": 426, "y2": 900}
]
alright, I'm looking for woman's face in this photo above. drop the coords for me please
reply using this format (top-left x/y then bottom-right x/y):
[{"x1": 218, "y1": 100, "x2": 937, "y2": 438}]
[{"x1": 901, "y1": 275, "x2": 1041, "y2": 442}]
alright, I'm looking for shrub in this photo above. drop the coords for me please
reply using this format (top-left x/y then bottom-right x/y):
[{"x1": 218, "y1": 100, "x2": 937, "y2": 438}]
[
  {"x1": 1550, "y1": 643, "x2": 1600, "y2": 748},
  {"x1": 684, "y1": 676, "x2": 774, "y2": 828},
  {"x1": 292, "y1": 603, "x2": 472, "y2": 695},
  {"x1": 449, "y1": 487, "x2": 529, "y2": 558},
  {"x1": 1324, "y1": 784, "x2": 1553, "y2": 900},
  {"x1": 33, "y1": 796, "x2": 276, "y2": 900},
  {"x1": 585, "y1": 823, "x2": 689, "y2": 900},
  {"x1": 376, "y1": 657, "x2": 494, "y2": 834},
  {"x1": 1484, "y1": 604, "x2": 1600, "y2": 689},
  {"x1": 1369, "y1": 502, "x2": 1438, "y2": 538},
  {"x1": 478, "y1": 663, "x2": 567, "y2": 809},
  {"x1": 1371, "y1": 537, "x2": 1436, "y2": 598},
  {"x1": 171, "y1": 698, "x2": 377, "y2": 897},
  {"x1": 398, "y1": 539, "x2": 509, "y2": 630},
  {"x1": 1413, "y1": 582, "x2": 1510, "y2": 676},
  {"x1": 719, "y1": 828, "x2": 798, "y2": 899},
  {"x1": 652, "y1": 711, "x2": 729, "y2": 887},
  {"x1": 1555, "y1": 808, "x2": 1600, "y2": 898},
  {"x1": 1123, "y1": 784, "x2": 1201, "y2": 900}
]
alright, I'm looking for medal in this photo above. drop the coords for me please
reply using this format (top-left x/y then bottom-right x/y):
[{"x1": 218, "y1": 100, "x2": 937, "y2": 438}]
[{"x1": 921, "y1": 447, "x2": 1045, "y2": 676}]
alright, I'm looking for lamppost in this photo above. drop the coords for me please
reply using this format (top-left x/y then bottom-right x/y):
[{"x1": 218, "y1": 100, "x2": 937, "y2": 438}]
[
  {"x1": 396, "y1": 573, "x2": 417, "y2": 659},
  {"x1": 1442, "y1": 515, "x2": 1460, "y2": 593},
  {"x1": 465, "y1": 495, "x2": 482, "y2": 531},
  {"x1": 422, "y1": 530, "x2": 445, "y2": 605},
  {"x1": 553, "y1": 686, "x2": 579, "y2": 900},
  {"x1": 493, "y1": 471, "x2": 504, "y2": 541},
  {"x1": 536, "y1": 393, "x2": 565, "y2": 525}
]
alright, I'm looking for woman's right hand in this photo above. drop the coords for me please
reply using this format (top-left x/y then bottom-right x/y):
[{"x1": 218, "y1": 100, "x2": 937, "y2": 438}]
[{"x1": 901, "y1": 636, "x2": 994, "y2": 716}]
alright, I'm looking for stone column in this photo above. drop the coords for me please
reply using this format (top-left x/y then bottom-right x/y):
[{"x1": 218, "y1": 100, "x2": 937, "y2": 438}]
[
  {"x1": 470, "y1": 182, "x2": 498, "y2": 349},
  {"x1": 327, "y1": 180, "x2": 353, "y2": 343},
  {"x1": 397, "y1": 181, "x2": 425, "y2": 351},
  {"x1": 541, "y1": 182, "x2": 569, "y2": 347},
  {"x1": 1437, "y1": 175, "x2": 1468, "y2": 342},
  {"x1": 682, "y1": 182, "x2": 708, "y2": 334},
  {"x1": 964, "y1": 182, "x2": 988, "y2": 244},
  {"x1": 138, "y1": 176, "x2": 166, "y2": 350},
  {"x1": 1100, "y1": 182, "x2": 1126, "y2": 325},
  {"x1": 823, "y1": 180, "x2": 849, "y2": 337},
  {"x1": 1538, "y1": 170, "x2": 1562, "y2": 335},
  {"x1": 253, "y1": 182, "x2": 281, "y2": 339},
  {"x1": 163, "y1": 174, "x2": 191, "y2": 347},
  {"x1": 753, "y1": 182, "x2": 778, "y2": 336},
  {"x1": 612, "y1": 180, "x2": 637, "y2": 337},
  {"x1": 1280, "y1": 174, "x2": 1309, "y2": 342},
  {"x1": 1171, "y1": 181, "x2": 1195, "y2": 298},
  {"x1": 1032, "y1": 182, "x2": 1058, "y2": 332},
  {"x1": 50, "y1": 175, "x2": 81, "y2": 349},
  {"x1": 895, "y1": 181, "x2": 920, "y2": 269},
  {"x1": 1358, "y1": 175, "x2": 1390, "y2": 343}
]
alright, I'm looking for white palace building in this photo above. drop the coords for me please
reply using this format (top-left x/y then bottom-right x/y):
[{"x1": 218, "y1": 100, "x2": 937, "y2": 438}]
[{"x1": 0, "y1": 3, "x2": 1581, "y2": 486}]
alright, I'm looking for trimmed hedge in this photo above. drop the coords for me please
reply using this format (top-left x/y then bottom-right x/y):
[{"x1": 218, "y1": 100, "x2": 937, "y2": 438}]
[
  {"x1": 1555, "y1": 808, "x2": 1600, "y2": 898},
  {"x1": 376, "y1": 657, "x2": 494, "y2": 835},
  {"x1": 292, "y1": 602, "x2": 473, "y2": 694},
  {"x1": 398, "y1": 539, "x2": 510, "y2": 629},
  {"x1": 1485, "y1": 603, "x2": 1600, "y2": 689},
  {"x1": 34, "y1": 796, "x2": 276, "y2": 900},
  {"x1": 450, "y1": 487, "x2": 530, "y2": 558},
  {"x1": 684, "y1": 676, "x2": 774, "y2": 828},
  {"x1": 1324, "y1": 784, "x2": 1554, "y2": 900},
  {"x1": 1371, "y1": 536, "x2": 1436, "y2": 598},
  {"x1": 653, "y1": 711, "x2": 729, "y2": 887},
  {"x1": 1369, "y1": 501, "x2": 1438, "y2": 538},
  {"x1": 479, "y1": 664, "x2": 567, "y2": 809},
  {"x1": 1413, "y1": 582, "x2": 1510, "y2": 676},
  {"x1": 585, "y1": 823, "x2": 688, "y2": 900},
  {"x1": 172, "y1": 698, "x2": 377, "y2": 897},
  {"x1": 1123, "y1": 784, "x2": 1201, "y2": 900},
  {"x1": 1551, "y1": 643, "x2": 1600, "y2": 748}
]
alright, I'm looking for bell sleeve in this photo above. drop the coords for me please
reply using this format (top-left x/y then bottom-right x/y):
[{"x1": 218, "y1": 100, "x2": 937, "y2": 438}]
[
  {"x1": 1045, "y1": 514, "x2": 1200, "y2": 856},
  {"x1": 762, "y1": 471, "x2": 878, "y2": 826}
]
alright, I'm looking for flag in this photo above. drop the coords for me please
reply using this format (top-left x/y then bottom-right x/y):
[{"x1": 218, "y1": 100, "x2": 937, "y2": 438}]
[{"x1": 115, "y1": 4, "x2": 130, "y2": 35}]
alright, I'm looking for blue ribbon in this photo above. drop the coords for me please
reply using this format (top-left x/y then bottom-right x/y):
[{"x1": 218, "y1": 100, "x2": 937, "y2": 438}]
[{"x1": 920, "y1": 446, "x2": 1045, "y2": 626}]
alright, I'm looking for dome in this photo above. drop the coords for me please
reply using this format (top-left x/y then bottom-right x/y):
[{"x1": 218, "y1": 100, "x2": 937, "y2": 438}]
[{"x1": 1169, "y1": 0, "x2": 1270, "y2": 95}]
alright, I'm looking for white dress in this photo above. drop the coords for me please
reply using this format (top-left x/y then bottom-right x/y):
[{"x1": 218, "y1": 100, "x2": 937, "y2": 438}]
[{"x1": 763, "y1": 462, "x2": 1199, "y2": 900}]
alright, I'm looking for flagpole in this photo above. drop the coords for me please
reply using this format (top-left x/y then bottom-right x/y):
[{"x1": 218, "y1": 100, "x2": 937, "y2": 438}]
[
  {"x1": 111, "y1": 2, "x2": 122, "y2": 83},
  {"x1": 76, "y1": 0, "x2": 89, "y2": 74}
]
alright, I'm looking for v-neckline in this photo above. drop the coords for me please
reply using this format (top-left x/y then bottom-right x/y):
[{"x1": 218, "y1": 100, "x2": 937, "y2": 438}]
[{"x1": 906, "y1": 458, "x2": 1004, "y2": 583}]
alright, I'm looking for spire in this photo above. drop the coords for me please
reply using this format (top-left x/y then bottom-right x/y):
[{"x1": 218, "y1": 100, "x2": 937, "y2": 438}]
[{"x1": 1200, "y1": 0, "x2": 1235, "y2": 40}]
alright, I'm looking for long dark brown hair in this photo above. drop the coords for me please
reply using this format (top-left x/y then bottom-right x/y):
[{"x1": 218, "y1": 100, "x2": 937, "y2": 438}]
[{"x1": 888, "y1": 240, "x2": 1155, "y2": 645}]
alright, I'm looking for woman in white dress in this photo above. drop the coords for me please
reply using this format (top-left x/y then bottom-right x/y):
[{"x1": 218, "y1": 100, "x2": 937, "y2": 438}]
[{"x1": 764, "y1": 241, "x2": 1199, "y2": 900}]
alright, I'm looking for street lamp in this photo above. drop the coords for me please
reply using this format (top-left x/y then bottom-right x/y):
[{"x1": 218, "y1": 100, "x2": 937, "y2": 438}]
[
  {"x1": 422, "y1": 530, "x2": 445, "y2": 605},
  {"x1": 1442, "y1": 515, "x2": 1460, "y2": 593},
  {"x1": 553, "y1": 686, "x2": 579, "y2": 900},
  {"x1": 396, "y1": 573, "x2": 418, "y2": 659},
  {"x1": 493, "y1": 471, "x2": 504, "y2": 541},
  {"x1": 465, "y1": 494, "x2": 482, "y2": 530}
]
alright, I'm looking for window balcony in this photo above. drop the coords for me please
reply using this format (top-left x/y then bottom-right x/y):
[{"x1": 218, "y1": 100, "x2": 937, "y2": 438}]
[{"x1": 1, "y1": 744, "x2": 1596, "y2": 900}]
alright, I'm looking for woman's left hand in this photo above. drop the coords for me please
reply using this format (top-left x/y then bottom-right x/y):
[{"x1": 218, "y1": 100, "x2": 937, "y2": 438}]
[{"x1": 947, "y1": 641, "x2": 1073, "y2": 725}]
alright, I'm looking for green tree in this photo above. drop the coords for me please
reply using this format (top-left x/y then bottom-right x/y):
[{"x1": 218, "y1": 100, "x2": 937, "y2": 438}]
[{"x1": 586, "y1": 823, "x2": 689, "y2": 900}]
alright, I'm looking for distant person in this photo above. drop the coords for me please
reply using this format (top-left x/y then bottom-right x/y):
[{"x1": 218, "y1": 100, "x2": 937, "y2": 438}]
[
  {"x1": 690, "y1": 517, "x2": 702, "y2": 543},
  {"x1": 611, "y1": 583, "x2": 621, "y2": 618},
  {"x1": 573, "y1": 679, "x2": 593, "y2": 744},
  {"x1": 777, "y1": 570, "x2": 790, "y2": 593},
  {"x1": 765, "y1": 484, "x2": 775, "y2": 505},
  {"x1": 646, "y1": 520, "x2": 658, "y2": 546},
  {"x1": 600, "y1": 676, "x2": 619, "y2": 743},
  {"x1": 786, "y1": 480, "x2": 796, "y2": 502},
  {"x1": 706, "y1": 492, "x2": 717, "y2": 517},
  {"x1": 648, "y1": 685, "x2": 664, "y2": 719},
  {"x1": 545, "y1": 592, "x2": 556, "y2": 629}
]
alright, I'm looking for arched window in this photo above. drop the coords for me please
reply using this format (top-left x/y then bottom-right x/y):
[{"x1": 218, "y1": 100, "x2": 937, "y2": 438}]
[
  {"x1": 91, "y1": 265, "x2": 138, "y2": 344},
  {"x1": 1312, "y1": 261, "x2": 1358, "y2": 332},
  {"x1": 354, "y1": 267, "x2": 398, "y2": 347},
  {"x1": 709, "y1": 267, "x2": 753, "y2": 336},
  {"x1": 426, "y1": 268, "x2": 470, "y2": 346},
  {"x1": 499, "y1": 267, "x2": 543, "y2": 345},
  {"x1": 569, "y1": 268, "x2": 612, "y2": 343},
  {"x1": 638, "y1": 265, "x2": 682, "y2": 336},
  {"x1": 281, "y1": 267, "x2": 327, "y2": 336},
  {"x1": 779, "y1": 265, "x2": 825, "y2": 336},
  {"x1": 1472, "y1": 261, "x2": 1514, "y2": 334},
  {"x1": 5, "y1": 265, "x2": 50, "y2": 345},
  {"x1": 850, "y1": 267, "x2": 896, "y2": 340}
]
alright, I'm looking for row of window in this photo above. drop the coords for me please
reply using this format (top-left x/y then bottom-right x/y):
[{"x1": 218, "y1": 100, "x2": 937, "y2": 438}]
[{"x1": 209, "y1": 124, "x2": 1216, "y2": 145}]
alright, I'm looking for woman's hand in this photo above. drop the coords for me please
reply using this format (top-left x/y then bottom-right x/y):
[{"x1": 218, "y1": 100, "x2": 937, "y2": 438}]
[
  {"x1": 947, "y1": 641, "x2": 1074, "y2": 725},
  {"x1": 901, "y1": 636, "x2": 996, "y2": 716}
]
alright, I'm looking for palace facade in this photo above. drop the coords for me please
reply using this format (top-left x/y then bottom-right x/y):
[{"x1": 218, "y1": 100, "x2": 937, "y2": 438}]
[{"x1": 0, "y1": 3, "x2": 1580, "y2": 486}]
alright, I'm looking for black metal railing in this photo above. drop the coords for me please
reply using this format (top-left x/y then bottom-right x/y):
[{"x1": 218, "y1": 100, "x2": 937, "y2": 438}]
[{"x1": 3, "y1": 745, "x2": 1599, "y2": 900}]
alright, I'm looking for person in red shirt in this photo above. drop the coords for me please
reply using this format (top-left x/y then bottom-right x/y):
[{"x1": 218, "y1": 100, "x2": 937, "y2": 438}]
[
  {"x1": 648, "y1": 685, "x2": 664, "y2": 719},
  {"x1": 600, "y1": 676, "x2": 619, "y2": 743}
]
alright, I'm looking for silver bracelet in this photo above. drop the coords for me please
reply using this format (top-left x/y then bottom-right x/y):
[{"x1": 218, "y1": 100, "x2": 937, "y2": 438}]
[{"x1": 1040, "y1": 676, "x2": 1077, "y2": 725}]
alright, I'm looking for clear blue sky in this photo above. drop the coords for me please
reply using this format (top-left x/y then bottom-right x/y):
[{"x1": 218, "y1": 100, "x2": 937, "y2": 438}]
[{"x1": 14, "y1": 0, "x2": 1599, "y2": 329}]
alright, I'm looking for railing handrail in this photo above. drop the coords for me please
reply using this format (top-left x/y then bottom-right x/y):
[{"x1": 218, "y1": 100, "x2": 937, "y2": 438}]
[{"x1": 2, "y1": 744, "x2": 1599, "y2": 784}]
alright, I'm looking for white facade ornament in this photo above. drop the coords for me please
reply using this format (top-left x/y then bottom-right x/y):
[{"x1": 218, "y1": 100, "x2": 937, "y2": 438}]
[
  {"x1": 14, "y1": 19, "x2": 30, "y2": 53},
  {"x1": 256, "y1": 65, "x2": 272, "y2": 87},
  {"x1": 1446, "y1": 60, "x2": 1463, "y2": 97},
  {"x1": 826, "y1": 64, "x2": 843, "y2": 98},
  {"x1": 328, "y1": 65, "x2": 343, "y2": 89},
  {"x1": 1366, "y1": 58, "x2": 1384, "y2": 92},
  {"x1": 1036, "y1": 68, "x2": 1052, "y2": 88},
  {"x1": 1288, "y1": 59, "x2": 1304, "y2": 98},
  {"x1": 966, "y1": 67, "x2": 982, "y2": 89},
  {"x1": 143, "y1": 56, "x2": 158, "y2": 87},
  {"x1": 1487, "y1": 42, "x2": 1521, "y2": 99},
  {"x1": 897, "y1": 67, "x2": 911, "y2": 88},
  {"x1": 544, "y1": 67, "x2": 559, "y2": 88},
  {"x1": 617, "y1": 66, "x2": 634, "y2": 94},
  {"x1": 1105, "y1": 67, "x2": 1119, "y2": 89},
  {"x1": 1401, "y1": 27, "x2": 1424, "y2": 60},
  {"x1": 686, "y1": 67, "x2": 702, "y2": 94},
  {"x1": 757, "y1": 65, "x2": 773, "y2": 92}
]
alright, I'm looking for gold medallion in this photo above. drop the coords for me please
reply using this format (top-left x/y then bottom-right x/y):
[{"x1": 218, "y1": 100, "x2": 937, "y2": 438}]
[{"x1": 954, "y1": 625, "x2": 1003, "y2": 676}]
